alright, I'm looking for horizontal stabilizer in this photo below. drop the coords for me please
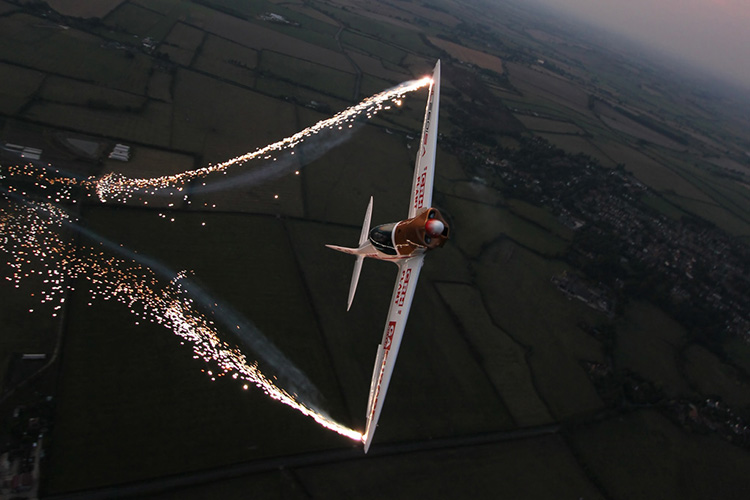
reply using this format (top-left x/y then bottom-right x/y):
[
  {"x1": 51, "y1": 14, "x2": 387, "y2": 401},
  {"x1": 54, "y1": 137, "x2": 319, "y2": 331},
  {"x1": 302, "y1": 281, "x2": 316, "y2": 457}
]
[{"x1": 324, "y1": 244, "x2": 360, "y2": 255}]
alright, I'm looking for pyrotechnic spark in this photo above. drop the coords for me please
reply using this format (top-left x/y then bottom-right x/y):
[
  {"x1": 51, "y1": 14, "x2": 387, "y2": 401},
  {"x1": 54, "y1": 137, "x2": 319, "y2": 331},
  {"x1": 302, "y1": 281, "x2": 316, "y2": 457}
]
[
  {"x1": 0, "y1": 77, "x2": 431, "y2": 207},
  {"x1": 0, "y1": 194, "x2": 362, "y2": 442},
  {"x1": 92, "y1": 77, "x2": 431, "y2": 203},
  {"x1": 0, "y1": 77, "x2": 434, "y2": 444}
]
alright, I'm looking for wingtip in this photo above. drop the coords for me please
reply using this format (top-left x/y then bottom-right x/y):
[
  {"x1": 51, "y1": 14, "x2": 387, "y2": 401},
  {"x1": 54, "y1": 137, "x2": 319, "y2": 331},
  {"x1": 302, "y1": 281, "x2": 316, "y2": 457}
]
[{"x1": 362, "y1": 431, "x2": 372, "y2": 454}]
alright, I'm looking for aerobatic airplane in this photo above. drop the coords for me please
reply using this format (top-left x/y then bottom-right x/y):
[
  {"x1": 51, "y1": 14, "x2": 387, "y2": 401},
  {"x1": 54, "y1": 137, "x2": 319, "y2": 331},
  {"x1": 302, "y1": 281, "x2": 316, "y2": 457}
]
[{"x1": 326, "y1": 60, "x2": 449, "y2": 453}]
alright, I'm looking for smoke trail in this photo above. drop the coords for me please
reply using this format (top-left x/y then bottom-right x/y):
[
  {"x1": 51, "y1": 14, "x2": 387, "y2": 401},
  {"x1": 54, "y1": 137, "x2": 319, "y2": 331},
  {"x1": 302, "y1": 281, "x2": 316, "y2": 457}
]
[
  {"x1": 90, "y1": 77, "x2": 430, "y2": 202},
  {"x1": 187, "y1": 122, "x2": 358, "y2": 196},
  {"x1": 1, "y1": 77, "x2": 429, "y2": 208},
  {"x1": 0, "y1": 191, "x2": 359, "y2": 439}
]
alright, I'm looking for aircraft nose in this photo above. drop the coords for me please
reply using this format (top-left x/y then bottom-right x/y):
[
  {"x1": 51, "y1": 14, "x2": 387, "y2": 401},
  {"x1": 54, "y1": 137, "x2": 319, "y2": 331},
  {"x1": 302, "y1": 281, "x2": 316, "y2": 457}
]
[{"x1": 425, "y1": 219, "x2": 445, "y2": 237}]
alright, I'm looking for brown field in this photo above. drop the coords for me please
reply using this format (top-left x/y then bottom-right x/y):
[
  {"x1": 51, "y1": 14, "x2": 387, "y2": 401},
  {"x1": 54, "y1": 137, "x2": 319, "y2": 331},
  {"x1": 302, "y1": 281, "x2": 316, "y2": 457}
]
[
  {"x1": 202, "y1": 11, "x2": 352, "y2": 73},
  {"x1": 47, "y1": 0, "x2": 124, "y2": 18},
  {"x1": 429, "y1": 37, "x2": 504, "y2": 74},
  {"x1": 516, "y1": 114, "x2": 585, "y2": 134}
]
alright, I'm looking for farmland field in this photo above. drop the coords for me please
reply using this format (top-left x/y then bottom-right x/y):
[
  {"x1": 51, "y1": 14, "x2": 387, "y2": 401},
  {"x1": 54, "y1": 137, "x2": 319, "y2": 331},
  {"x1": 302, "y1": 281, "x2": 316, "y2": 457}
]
[
  {"x1": 46, "y1": 0, "x2": 124, "y2": 18},
  {"x1": 429, "y1": 36, "x2": 504, "y2": 74},
  {"x1": 2, "y1": 0, "x2": 750, "y2": 497}
]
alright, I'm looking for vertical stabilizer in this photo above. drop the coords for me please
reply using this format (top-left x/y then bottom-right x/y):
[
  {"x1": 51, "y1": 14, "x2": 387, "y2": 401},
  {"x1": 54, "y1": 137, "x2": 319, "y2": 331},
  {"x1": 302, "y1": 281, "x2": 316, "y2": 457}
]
[
  {"x1": 344, "y1": 196, "x2": 373, "y2": 311},
  {"x1": 347, "y1": 255, "x2": 364, "y2": 311}
]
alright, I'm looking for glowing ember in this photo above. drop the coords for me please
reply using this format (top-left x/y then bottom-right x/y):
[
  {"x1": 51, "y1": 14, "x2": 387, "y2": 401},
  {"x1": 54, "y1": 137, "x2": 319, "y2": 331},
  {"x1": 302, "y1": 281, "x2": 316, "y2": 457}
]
[
  {"x1": 90, "y1": 77, "x2": 431, "y2": 203},
  {"x1": 0, "y1": 76, "x2": 434, "y2": 444},
  {"x1": 0, "y1": 197, "x2": 361, "y2": 442}
]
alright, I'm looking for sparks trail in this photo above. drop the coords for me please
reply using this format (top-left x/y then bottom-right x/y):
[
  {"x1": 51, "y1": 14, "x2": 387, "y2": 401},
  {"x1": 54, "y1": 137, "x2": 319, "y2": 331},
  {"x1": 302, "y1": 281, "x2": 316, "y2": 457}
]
[
  {"x1": 1, "y1": 77, "x2": 430, "y2": 207},
  {"x1": 0, "y1": 193, "x2": 362, "y2": 441},
  {"x1": 91, "y1": 77, "x2": 431, "y2": 203},
  {"x1": 0, "y1": 77, "x2": 431, "y2": 443}
]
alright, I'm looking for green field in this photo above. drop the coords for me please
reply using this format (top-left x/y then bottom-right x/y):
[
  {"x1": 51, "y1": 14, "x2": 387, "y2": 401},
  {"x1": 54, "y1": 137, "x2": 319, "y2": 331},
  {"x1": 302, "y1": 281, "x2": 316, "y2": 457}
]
[
  {"x1": 258, "y1": 51, "x2": 356, "y2": 100},
  {"x1": 569, "y1": 410, "x2": 750, "y2": 500}
]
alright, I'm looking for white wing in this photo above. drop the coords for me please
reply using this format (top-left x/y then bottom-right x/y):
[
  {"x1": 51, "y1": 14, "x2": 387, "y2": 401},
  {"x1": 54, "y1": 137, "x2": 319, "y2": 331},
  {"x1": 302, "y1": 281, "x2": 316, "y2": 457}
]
[
  {"x1": 408, "y1": 60, "x2": 441, "y2": 219},
  {"x1": 362, "y1": 255, "x2": 424, "y2": 452}
]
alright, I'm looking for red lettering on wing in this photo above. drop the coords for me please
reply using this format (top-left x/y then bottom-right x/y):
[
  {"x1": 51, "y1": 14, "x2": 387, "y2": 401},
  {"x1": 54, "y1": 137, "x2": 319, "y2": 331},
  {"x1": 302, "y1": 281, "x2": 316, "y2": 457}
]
[
  {"x1": 384, "y1": 321, "x2": 396, "y2": 350},
  {"x1": 394, "y1": 269, "x2": 412, "y2": 309},
  {"x1": 413, "y1": 172, "x2": 426, "y2": 210}
]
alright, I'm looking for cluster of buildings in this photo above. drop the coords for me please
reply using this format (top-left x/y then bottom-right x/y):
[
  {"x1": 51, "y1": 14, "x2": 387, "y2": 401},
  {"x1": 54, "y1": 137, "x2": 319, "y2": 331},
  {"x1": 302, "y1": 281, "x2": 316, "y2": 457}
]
[
  {"x1": 3, "y1": 143, "x2": 42, "y2": 161},
  {"x1": 108, "y1": 143, "x2": 131, "y2": 162},
  {"x1": 0, "y1": 405, "x2": 45, "y2": 498},
  {"x1": 482, "y1": 137, "x2": 749, "y2": 342},
  {"x1": 551, "y1": 271, "x2": 613, "y2": 315},
  {"x1": 583, "y1": 360, "x2": 750, "y2": 449},
  {"x1": 258, "y1": 13, "x2": 300, "y2": 26}
]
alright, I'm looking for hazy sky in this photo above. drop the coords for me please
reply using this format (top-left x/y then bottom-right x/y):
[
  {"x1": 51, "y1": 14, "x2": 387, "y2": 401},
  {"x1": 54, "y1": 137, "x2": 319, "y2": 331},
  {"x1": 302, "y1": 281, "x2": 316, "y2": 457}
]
[{"x1": 523, "y1": 0, "x2": 750, "y2": 90}]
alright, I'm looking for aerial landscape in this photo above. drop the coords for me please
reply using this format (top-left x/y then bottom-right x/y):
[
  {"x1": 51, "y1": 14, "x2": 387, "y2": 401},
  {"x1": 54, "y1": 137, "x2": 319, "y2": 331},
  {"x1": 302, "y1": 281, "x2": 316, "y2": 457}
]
[{"x1": 1, "y1": 0, "x2": 749, "y2": 498}]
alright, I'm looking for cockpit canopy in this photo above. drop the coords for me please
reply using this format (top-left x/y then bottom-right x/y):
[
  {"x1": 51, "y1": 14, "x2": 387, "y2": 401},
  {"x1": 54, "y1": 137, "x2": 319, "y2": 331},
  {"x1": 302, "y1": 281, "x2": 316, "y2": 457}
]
[
  {"x1": 369, "y1": 222, "x2": 398, "y2": 255},
  {"x1": 368, "y1": 208, "x2": 449, "y2": 257}
]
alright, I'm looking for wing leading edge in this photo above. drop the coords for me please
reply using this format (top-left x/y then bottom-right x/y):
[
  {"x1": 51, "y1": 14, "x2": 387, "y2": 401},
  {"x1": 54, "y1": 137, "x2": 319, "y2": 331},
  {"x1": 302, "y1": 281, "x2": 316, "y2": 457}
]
[
  {"x1": 408, "y1": 60, "x2": 441, "y2": 219},
  {"x1": 362, "y1": 255, "x2": 424, "y2": 453}
]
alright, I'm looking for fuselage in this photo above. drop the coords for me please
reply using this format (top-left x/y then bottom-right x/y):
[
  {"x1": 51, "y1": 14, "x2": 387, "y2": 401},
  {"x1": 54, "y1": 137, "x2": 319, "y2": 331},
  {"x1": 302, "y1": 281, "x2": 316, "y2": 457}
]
[{"x1": 366, "y1": 207, "x2": 449, "y2": 261}]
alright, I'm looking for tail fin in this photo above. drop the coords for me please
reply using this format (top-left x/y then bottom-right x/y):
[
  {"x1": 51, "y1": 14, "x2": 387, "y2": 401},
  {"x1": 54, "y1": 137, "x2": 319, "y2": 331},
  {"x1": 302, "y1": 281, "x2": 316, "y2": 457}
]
[
  {"x1": 347, "y1": 255, "x2": 365, "y2": 311},
  {"x1": 325, "y1": 197, "x2": 373, "y2": 310}
]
